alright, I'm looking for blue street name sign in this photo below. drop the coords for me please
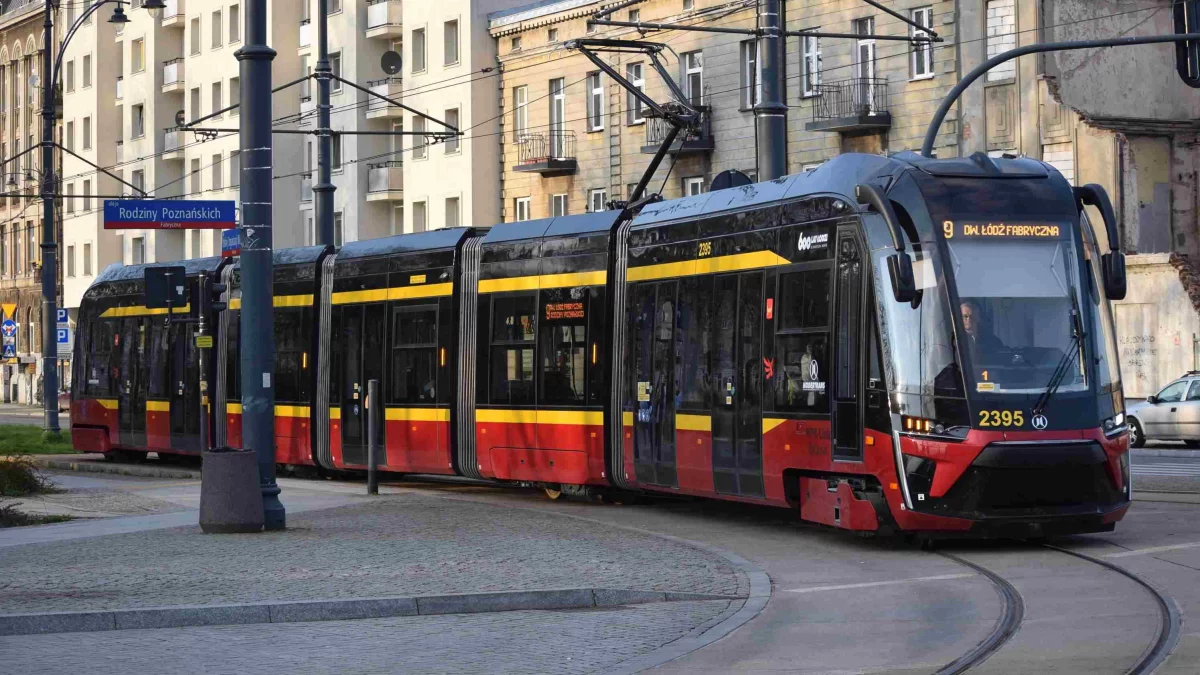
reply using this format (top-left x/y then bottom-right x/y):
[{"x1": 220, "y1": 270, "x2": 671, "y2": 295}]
[
  {"x1": 103, "y1": 200, "x2": 237, "y2": 230},
  {"x1": 221, "y1": 228, "x2": 241, "y2": 257}
]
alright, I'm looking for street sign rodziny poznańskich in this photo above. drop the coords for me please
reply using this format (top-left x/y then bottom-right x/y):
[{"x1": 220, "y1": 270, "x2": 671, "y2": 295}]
[{"x1": 104, "y1": 200, "x2": 236, "y2": 230}]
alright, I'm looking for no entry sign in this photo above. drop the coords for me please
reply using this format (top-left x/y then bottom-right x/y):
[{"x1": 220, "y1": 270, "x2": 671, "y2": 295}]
[{"x1": 103, "y1": 200, "x2": 236, "y2": 230}]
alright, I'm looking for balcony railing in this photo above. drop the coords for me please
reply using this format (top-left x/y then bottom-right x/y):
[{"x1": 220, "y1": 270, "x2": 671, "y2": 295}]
[
  {"x1": 299, "y1": 19, "x2": 311, "y2": 48},
  {"x1": 642, "y1": 106, "x2": 714, "y2": 155},
  {"x1": 162, "y1": 58, "x2": 184, "y2": 88},
  {"x1": 301, "y1": 175, "x2": 313, "y2": 202},
  {"x1": 367, "y1": 77, "x2": 402, "y2": 113},
  {"x1": 367, "y1": 161, "x2": 403, "y2": 198},
  {"x1": 164, "y1": 129, "x2": 181, "y2": 152},
  {"x1": 513, "y1": 130, "x2": 577, "y2": 176},
  {"x1": 115, "y1": 76, "x2": 123, "y2": 100},
  {"x1": 116, "y1": 141, "x2": 123, "y2": 163},
  {"x1": 162, "y1": 0, "x2": 182, "y2": 21},
  {"x1": 806, "y1": 77, "x2": 892, "y2": 133},
  {"x1": 366, "y1": 0, "x2": 402, "y2": 36}
]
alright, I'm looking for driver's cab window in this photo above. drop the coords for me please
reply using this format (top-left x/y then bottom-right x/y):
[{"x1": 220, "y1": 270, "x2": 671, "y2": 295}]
[
  {"x1": 1158, "y1": 380, "x2": 1188, "y2": 403},
  {"x1": 1186, "y1": 381, "x2": 1200, "y2": 402}
]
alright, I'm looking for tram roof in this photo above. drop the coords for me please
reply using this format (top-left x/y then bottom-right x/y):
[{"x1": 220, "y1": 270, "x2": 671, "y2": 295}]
[
  {"x1": 481, "y1": 210, "x2": 623, "y2": 245},
  {"x1": 336, "y1": 227, "x2": 473, "y2": 261},
  {"x1": 93, "y1": 256, "x2": 225, "y2": 286}
]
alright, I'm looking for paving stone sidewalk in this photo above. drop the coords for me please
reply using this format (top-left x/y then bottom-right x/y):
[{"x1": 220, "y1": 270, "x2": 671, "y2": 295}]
[{"x1": 0, "y1": 496, "x2": 745, "y2": 615}]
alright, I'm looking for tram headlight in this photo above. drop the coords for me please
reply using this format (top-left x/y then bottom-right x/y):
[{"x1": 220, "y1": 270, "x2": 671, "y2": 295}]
[{"x1": 1102, "y1": 412, "x2": 1127, "y2": 437}]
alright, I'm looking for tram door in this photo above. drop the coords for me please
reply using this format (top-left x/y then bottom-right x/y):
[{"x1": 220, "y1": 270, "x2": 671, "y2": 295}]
[
  {"x1": 631, "y1": 281, "x2": 678, "y2": 487},
  {"x1": 832, "y1": 230, "x2": 864, "y2": 461},
  {"x1": 117, "y1": 318, "x2": 147, "y2": 447},
  {"x1": 167, "y1": 321, "x2": 200, "y2": 450},
  {"x1": 712, "y1": 272, "x2": 764, "y2": 497},
  {"x1": 339, "y1": 304, "x2": 387, "y2": 466}
]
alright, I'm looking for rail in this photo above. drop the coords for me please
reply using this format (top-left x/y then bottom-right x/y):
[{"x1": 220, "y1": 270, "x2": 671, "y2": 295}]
[{"x1": 811, "y1": 77, "x2": 889, "y2": 121}]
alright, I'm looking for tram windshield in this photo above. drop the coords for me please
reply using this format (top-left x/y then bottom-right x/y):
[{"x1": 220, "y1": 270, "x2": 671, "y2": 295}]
[{"x1": 945, "y1": 229, "x2": 1087, "y2": 395}]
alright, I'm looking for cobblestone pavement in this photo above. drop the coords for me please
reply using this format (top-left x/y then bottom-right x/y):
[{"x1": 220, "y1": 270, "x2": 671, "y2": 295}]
[
  {"x1": 0, "y1": 496, "x2": 744, "y2": 614},
  {"x1": 0, "y1": 599, "x2": 734, "y2": 674}
]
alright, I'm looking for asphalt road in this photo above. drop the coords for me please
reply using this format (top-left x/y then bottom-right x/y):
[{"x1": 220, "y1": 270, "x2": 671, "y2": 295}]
[{"x1": 0, "y1": 403, "x2": 67, "y2": 427}]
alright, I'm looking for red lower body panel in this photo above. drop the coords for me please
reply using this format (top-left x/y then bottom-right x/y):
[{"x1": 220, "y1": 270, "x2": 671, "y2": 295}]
[{"x1": 476, "y1": 409, "x2": 605, "y2": 485}]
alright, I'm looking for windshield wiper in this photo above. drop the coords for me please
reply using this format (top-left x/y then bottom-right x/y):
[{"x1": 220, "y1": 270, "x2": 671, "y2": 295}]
[{"x1": 1032, "y1": 296, "x2": 1085, "y2": 416}]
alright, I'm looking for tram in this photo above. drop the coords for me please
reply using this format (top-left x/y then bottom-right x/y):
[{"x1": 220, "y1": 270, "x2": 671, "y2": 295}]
[{"x1": 70, "y1": 152, "x2": 1132, "y2": 536}]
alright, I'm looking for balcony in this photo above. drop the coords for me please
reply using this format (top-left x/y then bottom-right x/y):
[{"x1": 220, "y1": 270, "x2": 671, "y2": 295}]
[
  {"x1": 641, "y1": 106, "x2": 714, "y2": 155},
  {"x1": 162, "y1": 59, "x2": 185, "y2": 93},
  {"x1": 366, "y1": 161, "x2": 404, "y2": 201},
  {"x1": 365, "y1": 77, "x2": 403, "y2": 119},
  {"x1": 116, "y1": 141, "x2": 123, "y2": 164},
  {"x1": 163, "y1": 129, "x2": 184, "y2": 160},
  {"x1": 805, "y1": 77, "x2": 892, "y2": 133},
  {"x1": 161, "y1": 0, "x2": 184, "y2": 27},
  {"x1": 366, "y1": 0, "x2": 402, "y2": 39},
  {"x1": 115, "y1": 76, "x2": 123, "y2": 101},
  {"x1": 299, "y1": 19, "x2": 311, "y2": 49},
  {"x1": 513, "y1": 131, "x2": 577, "y2": 177},
  {"x1": 301, "y1": 176, "x2": 313, "y2": 205}
]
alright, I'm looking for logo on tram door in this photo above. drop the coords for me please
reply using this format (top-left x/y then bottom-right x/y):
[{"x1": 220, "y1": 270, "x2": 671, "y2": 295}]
[
  {"x1": 1032, "y1": 414, "x2": 1049, "y2": 430},
  {"x1": 809, "y1": 359, "x2": 819, "y2": 380},
  {"x1": 797, "y1": 232, "x2": 829, "y2": 252}
]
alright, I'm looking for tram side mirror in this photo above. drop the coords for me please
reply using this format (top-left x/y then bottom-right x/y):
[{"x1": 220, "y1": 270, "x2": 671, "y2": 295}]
[
  {"x1": 1102, "y1": 251, "x2": 1127, "y2": 301},
  {"x1": 887, "y1": 252, "x2": 917, "y2": 303}
]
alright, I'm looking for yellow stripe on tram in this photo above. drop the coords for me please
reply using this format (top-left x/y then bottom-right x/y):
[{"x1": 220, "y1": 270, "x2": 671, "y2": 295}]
[
  {"x1": 100, "y1": 305, "x2": 191, "y2": 318},
  {"x1": 275, "y1": 405, "x2": 310, "y2": 418},
  {"x1": 762, "y1": 418, "x2": 788, "y2": 434},
  {"x1": 385, "y1": 407, "x2": 450, "y2": 422},
  {"x1": 331, "y1": 283, "x2": 453, "y2": 305},
  {"x1": 226, "y1": 403, "x2": 243, "y2": 414},
  {"x1": 145, "y1": 400, "x2": 170, "y2": 412},
  {"x1": 228, "y1": 295, "x2": 315, "y2": 310},
  {"x1": 622, "y1": 411, "x2": 634, "y2": 427},
  {"x1": 476, "y1": 409, "x2": 603, "y2": 425},
  {"x1": 627, "y1": 250, "x2": 792, "y2": 283},
  {"x1": 676, "y1": 414, "x2": 712, "y2": 432},
  {"x1": 478, "y1": 270, "x2": 606, "y2": 294},
  {"x1": 96, "y1": 399, "x2": 119, "y2": 410}
]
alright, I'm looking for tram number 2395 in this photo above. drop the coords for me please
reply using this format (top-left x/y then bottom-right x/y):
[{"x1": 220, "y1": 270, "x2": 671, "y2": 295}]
[{"x1": 978, "y1": 410, "x2": 1025, "y2": 427}]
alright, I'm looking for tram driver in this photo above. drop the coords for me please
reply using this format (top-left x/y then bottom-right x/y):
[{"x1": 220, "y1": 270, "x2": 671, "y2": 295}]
[{"x1": 959, "y1": 300, "x2": 1006, "y2": 365}]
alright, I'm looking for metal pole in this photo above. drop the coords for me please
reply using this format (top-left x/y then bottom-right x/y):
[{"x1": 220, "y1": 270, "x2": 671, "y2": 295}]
[
  {"x1": 314, "y1": 0, "x2": 335, "y2": 246},
  {"x1": 237, "y1": 0, "x2": 284, "y2": 530},
  {"x1": 367, "y1": 378, "x2": 378, "y2": 495},
  {"x1": 754, "y1": 0, "x2": 787, "y2": 181},
  {"x1": 197, "y1": 277, "x2": 210, "y2": 453},
  {"x1": 40, "y1": 0, "x2": 59, "y2": 434},
  {"x1": 922, "y1": 33, "x2": 1200, "y2": 157}
]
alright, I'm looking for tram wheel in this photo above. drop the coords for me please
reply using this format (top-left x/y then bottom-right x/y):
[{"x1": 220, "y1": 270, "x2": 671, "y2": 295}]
[{"x1": 544, "y1": 486, "x2": 563, "y2": 500}]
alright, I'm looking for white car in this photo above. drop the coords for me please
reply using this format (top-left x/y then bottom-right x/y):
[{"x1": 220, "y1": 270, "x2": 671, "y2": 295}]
[{"x1": 1126, "y1": 374, "x2": 1200, "y2": 448}]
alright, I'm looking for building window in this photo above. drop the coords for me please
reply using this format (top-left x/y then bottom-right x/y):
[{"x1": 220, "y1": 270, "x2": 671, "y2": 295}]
[
  {"x1": 229, "y1": 4, "x2": 241, "y2": 43},
  {"x1": 0, "y1": 227, "x2": 6, "y2": 276},
  {"x1": 331, "y1": 133, "x2": 342, "y2": 171},
  {"x1": 444, "y1": 19, "x2": 459, "y2": 66},
  {"x1": 854, "y1": 18, "x2": 876, "y2": 81},
  {"x1": 132, "y1": 38, "x2": 145, "y2": 72},
  {"x1": 551, "y1": 193, "x2": 567, "y2": 217},
  {"x1": 212, "y1": 153, "x2": 223, "y2": 190},
  {"x1": 626, "y1": 63, "x2": 645, "y2": 124},
  {"x1": 83, "y1": 242, "x2": 92, "y2": 276},
  {"x1": 132, "y1": 236, "x2": 146, "y2": 265},
  {"x1": 334, "y1": 212, "x2": 344, "y2": 246},
  {"x1": 801, "y1": 32, "x2": 821, "y2": 97},
  {"x1": 305, "y1": 215, "x2": 314, "y2": 246},
  {"x1": 67, "y1": 244, "x2": 75, "y2": 277},
  {"x1": 329, "y1": 0, "x2": 342, "y2": 13},
  {"x1": 513, "y1": 86, "x2": 528, "y2": 140},
  {"x1": 511, "y1": 36, "x2": 521, "y2": 52},
  {"x1": 444, "y1": 108, "x2": 459, "y2": 154},
  {"x1": 548, "y1": 28, "x2": 558, "y2": 42},
  {"x1": 910, "y1": 7, "x2": 934, "y2": 79},
  {"x1": 132, "y1": 169, "x2": 145, "y2": 194},
  {"x1": 412, "y1": 117, "x2": 426, "y2": 159},
  {"x1": 83, "y1": 54, "x2": 91, "y2": 88},
  {"x1": 330, "y1": 52, "x2": 342, "y2": 91},
  {"x1": 985, "y1": 0, "x2": 1017, "y2": 81},
  {"x1": 190, "y1": 87, "x2": 201, "y2": 118},
  {"x1": 549, "y1": 78, "x2": 565, "y2": 156},
  {"x1": 740, "y1": 40, "x2": 758, "y2": 108},
  {"x1": 682, "y1": 51, "x2": 703, "y2": 106},
  {"x1": 83, "y1": 117, "x2": 91, "y2": 149},
  {"x1": 683, "y1": 0, "x2": 694, "y2": 9},
  {"x1": 65, "y1": 121, "x2": 73, "y2": 150},
  {"x1": 190, "y1": 159, "x2": 201, "y2": 194},
  {"x1": 586, "y1": 72, "x2": 604, "y2": 131},
  {"x1": 83, "y1": 179, "x2": 91, "y2": 211},
  {"x1": 446, "y1": 196, "x2": 460, "y2": 228},
  {"x1": 412, "y1": 28, "x2": 426, "y2": 73},
  {"x1": 514, "y1": 197, "x2": 531, "y2": 222},
  {"x1": 212, "y1": 10, "x2": 223, "y2": 48},
  {"x1": 132, "y1": 104, "x2": 145, "y2": 138},
  {"x1": 231, "y1": 150, "x2": 240, "y2": 187},
  {"x1": 589, "y1": 188, "x2": 606, "y2": 212},
  {"x1": 230, "y1": 77, "x2": 240, "y2": 114},
  {"x1": 413, "y1": 201, "x2": 427, "y2": 232},
  {"x1": 629, "y1": 9, "x2": 640, "y2": 22},
  {"x1": 190, "y1": 230, "x2": 201, "y2": 258},
  {"x1": 212, "y1": 81, "x2": 223, "y2": 117},
  {"x1": 392, "y1": 205, "x2": 403, "y2": 235},
  {"x1": 65, "y1": 60, "x2": 74, "y2": 92},
  {"x1": 190, "y1": 17, "x2": 201, "y2": 55},
  {"x1": 66, "y1": 184, "x2": 74, "y2": 213},
  {"x1": 684, "y1": 176, "x2": 705, "y2": 196}
]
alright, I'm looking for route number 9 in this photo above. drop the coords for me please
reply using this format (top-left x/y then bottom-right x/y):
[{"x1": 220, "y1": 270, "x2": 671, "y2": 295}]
[{"x1": 943, "y1": 221, "x2": 954, "y2": 238}]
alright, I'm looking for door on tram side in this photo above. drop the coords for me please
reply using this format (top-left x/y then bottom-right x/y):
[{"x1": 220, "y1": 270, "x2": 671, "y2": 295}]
[
  {"x1": 631, "y1": 281, "x2": 679, "y2": 487},
  {"x1": 832, "y1": 228, "x2": 865, "y2": 461},
  {"x1": 339, "y1": 303, "x2": 387, "y2": 466},
  {"x1": 117, "y1": 318, "x2": 147, "y2": 447},
  {"x1": 712, "y1": 272, "x2": 765, "y2": 497},
  {"x1": 168, "y1": 321, "x2": 201, "y2": 451}
]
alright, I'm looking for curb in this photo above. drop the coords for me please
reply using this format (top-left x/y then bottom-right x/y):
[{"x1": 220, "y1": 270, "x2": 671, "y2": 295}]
[
  {"x1": 1132, "y1": 448, "x2": 1200, "y2": 459},
  {"x1": 29, "y1": 457, "x2": 200, "y2": 480},
  {"x1": 0, "y1": 588, "x2": 740, "y2": 637}
]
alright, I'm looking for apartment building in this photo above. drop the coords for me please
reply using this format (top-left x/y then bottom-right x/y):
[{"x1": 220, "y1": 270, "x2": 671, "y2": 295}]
[
  {"x1": 60, "y1": 0, "x2": 303, "y2": 311},
  {"x1": 0, "y1": 0, "x2": 61, "y2": 403}
]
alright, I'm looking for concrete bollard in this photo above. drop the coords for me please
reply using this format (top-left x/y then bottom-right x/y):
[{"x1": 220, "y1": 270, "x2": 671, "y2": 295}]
[{"x1": 200, "y1": 447, "x2": 265, "y2": 534}]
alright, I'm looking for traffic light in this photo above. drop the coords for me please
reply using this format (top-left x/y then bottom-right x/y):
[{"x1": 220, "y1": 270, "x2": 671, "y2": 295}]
[
  {"x1": 210, "y1": 279, "x2": 228, "y2": 314},
  {"x1": 197, "y1": 274, "x2": 227, "y2": 325},
  {"x1": 1176, "y1": 0, "x2": 1200, "y2": 88}
]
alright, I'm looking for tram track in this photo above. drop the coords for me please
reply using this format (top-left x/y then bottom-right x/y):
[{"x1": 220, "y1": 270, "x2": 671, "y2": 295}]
[{"x1": 935, "y1": 544, "x2": 1182, "y2": 675}]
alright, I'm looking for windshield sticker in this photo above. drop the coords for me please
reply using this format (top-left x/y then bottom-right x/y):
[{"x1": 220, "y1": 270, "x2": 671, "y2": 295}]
[
  {"x1": 977, "y1": 382, "x2": 996, "y2": 392},
  {"x1": 637, "y1": 381, "x2": 650, "y2": 402},
  {"x1": 797, "y1": 232, "x2": 829, "y2": 251},
  {"x1": 944, "y1": 220, "x2": 1062, "y2": 239}
]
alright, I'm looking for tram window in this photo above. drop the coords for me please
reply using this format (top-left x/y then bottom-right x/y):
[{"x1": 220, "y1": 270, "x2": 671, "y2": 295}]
[
  {"x1": 490, "y1": 294, "x2": 536, "y2": 404},
  {"x1": 587, "y1": 286, "x2": 605, "y2": 405},
  {"x1": 226, "y1": 310, "x2": 240, "y2": 400},
  {"x1": 86, "y1": 319, "x2": 116, "y2": 395},
  {"x1": 273, "y1": 308, "x2": 306, "y2": 402},
  {"x1": 391, "y1": 305, "x2": 438, "y2": 404},
  {"x1": 539, "y1": 290, "x2": 587, "y2": 405},
  {"x1": 774, "y1": 334, "x2": 829, "y2": 413},
  {"x1": 779, "y1": 269, "x2": 830, "y2": 331},
  {"x1": 147, "y1": 320, "x2": 169, "y2": 398},
  {"x1": 679, "y1": 276, "x2": 712, "y2": 408}
]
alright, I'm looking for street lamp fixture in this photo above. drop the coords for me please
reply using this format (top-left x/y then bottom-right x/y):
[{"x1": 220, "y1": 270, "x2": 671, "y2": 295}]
[
  {"x1": 107, "y1": 6, "x2": 130, "y2": 25},
  {"x1": 143, "y1": 0, "x2": 167, "y2": 21}
]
